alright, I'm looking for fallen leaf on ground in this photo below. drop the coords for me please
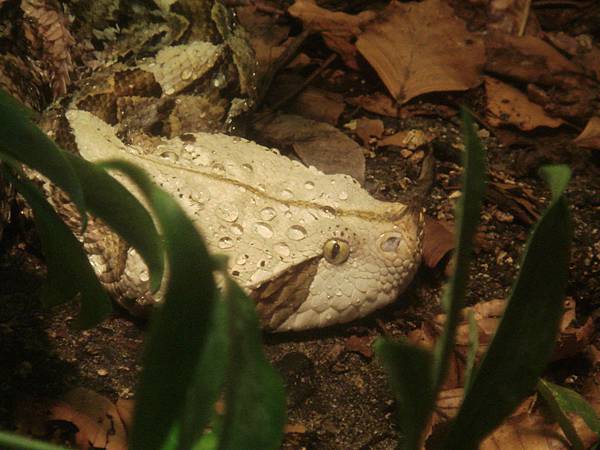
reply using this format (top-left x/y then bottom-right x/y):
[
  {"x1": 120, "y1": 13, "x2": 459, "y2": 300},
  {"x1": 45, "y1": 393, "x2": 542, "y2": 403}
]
[
  {"x1": 486, "y1": 0, "x2": 542, "y2": 35},
  {"x1": 356, "y1": 0, "x2": 485, "y2": 103},
  {"x1": 236, "y1": 5, "x2": 291, "y2": 79},
  {"x1": 344, "y1": 335, "x2": 375, "y2": 359},
  {"x1": 573, "y1": 116, "x2": 600, "y2": 150},
  {"x1": 255, "y1": 114, "x2": 366, "y2": 184},
  {"x1": 409, "y1": 298, "x2": 590, "y2": 391},
  {"x1": 288, "y1": 0, "x2": 376, "y2": 69},
  {"x1": 485, "y1": 32, "x2": 581, "y2": 83},
  {"x1": 287, "y1": 87, "x2": 345, "y2": 125},
  {"x1": 346, "y1": 92, "x2": 399, "y2": 117},
  {"x1": 378, "y1": 129, "x2": 435, "y2": 150},
  {"x1": 545, "y1": 32, "x2": 600, "y2": 81},
  {"x1": 50, "y1": 387, "x2": 127, "y2": 450},
  {"x1": 484, "y1": 76, "x2": 564, "y2": 131},
  {"x1": 115, "y1": 398, "x2": 135, "y2": 433},
  {"x1": 285, "y1": 423, "x2": 307, "y2": 434},
  {"x1": 487, "y1": 172, "x2": 540, "y2": 226},
  {"x1": 422, "y1": 216, "x2": 455, "y2": 269},
  {"x1": 553, "y1": 298, "x2": 594, "y2": 361},
  {"x1": 353, "y1": 117, "x2": 384, "y2": 146},
  {"x1": 429, "y1": 390, "x2": 600, "y2": 450}
]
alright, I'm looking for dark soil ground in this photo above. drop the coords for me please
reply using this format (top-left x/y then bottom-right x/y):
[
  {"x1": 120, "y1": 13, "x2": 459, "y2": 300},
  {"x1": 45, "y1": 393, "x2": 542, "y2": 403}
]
[{"x1": 1, "y1": 2, "x2": 600, "y2": 449}]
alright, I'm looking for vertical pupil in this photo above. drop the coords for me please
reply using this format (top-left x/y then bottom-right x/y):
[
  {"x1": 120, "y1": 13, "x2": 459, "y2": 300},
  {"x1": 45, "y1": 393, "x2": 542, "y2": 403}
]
[{"x1": 331, "y1": 242, "x2": 340, "y2": 259}]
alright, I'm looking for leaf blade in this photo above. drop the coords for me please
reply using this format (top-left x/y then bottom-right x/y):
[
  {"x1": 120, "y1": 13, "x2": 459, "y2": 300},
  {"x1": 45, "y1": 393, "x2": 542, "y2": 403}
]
[
  {"x1": 374, "y1": 338, "x2": 435, "y2": 450},
  {"x1": 447, "y1": 165, "x2": 572, "y2": 448}
]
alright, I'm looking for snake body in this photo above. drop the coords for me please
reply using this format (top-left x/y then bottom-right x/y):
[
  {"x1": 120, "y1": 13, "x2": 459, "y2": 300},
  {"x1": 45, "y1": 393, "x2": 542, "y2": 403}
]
[{"x1": 1, "y1": 0, "x2": 423, "y2": 331}]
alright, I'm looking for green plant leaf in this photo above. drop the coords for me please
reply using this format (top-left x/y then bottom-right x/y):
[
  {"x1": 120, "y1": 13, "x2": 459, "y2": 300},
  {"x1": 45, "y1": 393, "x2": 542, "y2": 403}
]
[
  {"x1": 177, "y1": 297, "x2": 229, "y2": 450},
  {"x1": 0, "y1": 89, "x2": 86, "y2": 221},
  {"x1": 100, "y1": 161, "x2": 216, "y2": 450},
  {"x1": 218, "y1": 279, "x2": 285, "y2": 450},
  {"x1": 64, "y1": 153, "x2": 164, "y2": 292},
  {"x1": 432, "y1": 108, "x2": 487, "y2": 391},
  {"x1": 0, "y1": 430, "x2": 68, "y2": 450},
  {"x1": 538, "y1": 378, "x2": 600, "y2": 449},
  {"x1": 1, "y1": 167, "x2": 111, "y2": 327},
  {"x1": 446, "y1": 165, "x2": 572, "y2": 449},
  {"x1": 374, "y1": 338, "x2": 435, "y2": 450},
  {"x1": 191, "y1": 432, "x2": 218, "y2": 450}
]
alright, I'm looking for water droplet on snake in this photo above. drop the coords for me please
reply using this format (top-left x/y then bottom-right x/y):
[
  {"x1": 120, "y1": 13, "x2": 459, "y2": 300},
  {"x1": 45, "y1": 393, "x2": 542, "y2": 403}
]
[
  {"x1": 260, "y1": 207, "x2": 276, "y2": 221},
  {"x1": 287, "y1": 225, "x2": 307, "y2": 241},
  {"x1": 254, "y1": 222, "x2": 273, "y2": 239},
  {"x1": 218, "y1": 237, "x2": 234, "y2": 249},
  {"x1": 217, "y1": 204, "x2": 239, "y2": 222},
  {"x1": 274, "y1": 243, "x2": 290, "y2": 257},
  {"x1": 230, "y1": 223, "x2": 244, "y2": 235}
]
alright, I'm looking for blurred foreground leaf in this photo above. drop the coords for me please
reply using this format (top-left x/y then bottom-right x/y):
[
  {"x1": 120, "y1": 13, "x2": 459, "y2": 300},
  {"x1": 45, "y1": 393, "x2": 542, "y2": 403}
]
[
  {"x1": 374, "y1": 339, "x2": 434, "y2": 450},
  {"x1": 100, "y1": 161, "x2": 216, "y2": 450},
  {"x1": 219, "y1": 279, "x2": 285, "y2": 450},
  {"x1": 376, "y1": 109, "x2": 486, "y2": 450},
  {"x1": 446, "y1": 165, "x2": 572, "y2": 449},
  {"x1": 1, "y1": 167, "x2": 111, "y2": 327},
  {"x1": 0, "y1": 89, "x2": 86, "y2": 221},
  {"x1": 64, "y1": 154, "x2": 164, "y2": 292},
  {"x1": 432, "y1": 109, "x2": 487, "y2": 391}
]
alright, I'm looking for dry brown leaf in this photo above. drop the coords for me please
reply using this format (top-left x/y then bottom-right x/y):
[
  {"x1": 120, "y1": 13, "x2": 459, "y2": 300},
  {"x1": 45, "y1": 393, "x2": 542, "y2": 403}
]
[
  {"x1": 379, "y1": 129, "x2": 435, "y2": 150},
  {"x1": 285, "y1": 423, "x2": 307, "y2": 434},
  {"x1": 410, "y1": 298, "x2": 590, "y2": 392},
  {"x1": 236, "y1": 5, "x2": 291, "y2": 79},
  {"x1": 115, "y1": 398, "x2": 135, "y2": 434},
  {"x1": 487, "y1": 174, "x2": 540, "y2": 226},
  {"x1": 355, "y1": 0, "x2": 485, "y2": 103},
  {"x1": 428, "y1": 390, "x2": 600, "y2": 450},
  {"x1": 353, "y1": 117, "x2": 384, "y2": 146},
  {"x1": 484, "y1": 76, "x2": 564, "y2": 131},
  {"x1": 288, "y1": 0, "x2": 376, "y2": 69},
  {"x1": 255, "y1": 114, "x2": 366, "y2": 184},
  {"x1": 573, "y1": 116, "x2": 600, "y2": 150},
  {"x1": 485, "y1": 32, "x2": 581, "y2": 83},
  {"x1": 50, "y1": 387, "x2": 127, "y2": 450},
  {"x1": 288, "y1": 87, "x2": 345, "y2": 125},
  {"x1": 422, "y1": 216, "x2": 455, "y2": 269},
  {"x1": 344, "y1": 335, "x2": 375, "y2": 359},
  {"x1": 553, "y1": 298, "x2": 594, "y2": 361},
  {"x1": 487, "y1": 0, "x2": 542, "y2": 35},
  {"x1": 346, "y1": 92, "x2": 399, "y2": 117},
  {"x1": 545, "y1": 32, "x2": 600, "y2": 81}
]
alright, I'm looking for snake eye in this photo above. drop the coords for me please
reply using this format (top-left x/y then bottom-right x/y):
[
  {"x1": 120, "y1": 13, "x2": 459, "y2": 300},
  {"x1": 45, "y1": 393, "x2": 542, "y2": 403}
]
[{"x1": 323, "y1": 239, "x2": 350, "y2": 265}]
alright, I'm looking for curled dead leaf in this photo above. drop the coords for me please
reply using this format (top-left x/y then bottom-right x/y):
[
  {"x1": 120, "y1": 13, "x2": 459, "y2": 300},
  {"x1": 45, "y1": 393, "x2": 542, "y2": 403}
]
[
  {"x1": 288, "y1": 0, "x2": 376, "y2": 69},
  {"x1": 50, "y1": 387, "x2": 127, "y2": 450},
  {"x1": 422, "y1": 216, "x2": 455, "y2": 269}
]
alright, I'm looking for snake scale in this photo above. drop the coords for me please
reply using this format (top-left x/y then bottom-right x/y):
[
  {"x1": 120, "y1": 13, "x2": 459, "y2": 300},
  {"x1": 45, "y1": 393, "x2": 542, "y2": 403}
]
[{"x1": 0, "y1": 0, "x2": 423, "y2": 331}]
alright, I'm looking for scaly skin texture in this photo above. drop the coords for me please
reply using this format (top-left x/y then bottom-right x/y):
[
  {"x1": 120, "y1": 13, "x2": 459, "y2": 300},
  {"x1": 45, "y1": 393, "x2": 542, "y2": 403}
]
[{"x1": 67, "y1": 109, "x2": 423, "y2": 331}]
